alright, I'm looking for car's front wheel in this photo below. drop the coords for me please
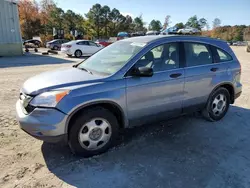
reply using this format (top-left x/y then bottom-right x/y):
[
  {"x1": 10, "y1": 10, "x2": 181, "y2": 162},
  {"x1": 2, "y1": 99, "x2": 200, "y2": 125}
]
[
  {"x1": 202, "y1": 87, "x2": 230, "y2": 122},
  {"x1": 74, "y1": 50, "x2": 82, "y2": 58},
  {"x1": 68, "y1": 107, "x2": 119, "y2": 157}
]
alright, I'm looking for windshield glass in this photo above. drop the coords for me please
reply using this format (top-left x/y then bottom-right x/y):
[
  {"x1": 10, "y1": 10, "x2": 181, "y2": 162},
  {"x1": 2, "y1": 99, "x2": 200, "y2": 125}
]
[{"x1": 77, "y1": 41, "x2": 146, "y2": 75}]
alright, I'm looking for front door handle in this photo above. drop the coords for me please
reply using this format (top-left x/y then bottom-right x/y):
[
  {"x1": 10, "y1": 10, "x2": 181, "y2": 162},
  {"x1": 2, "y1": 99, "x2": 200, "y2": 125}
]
[
  {"x1": 170, "y1": 73, "x2": 182, "y2": 78},
  {"x1": 210, "y1": 67, "x2": 218, "y2": 72}
]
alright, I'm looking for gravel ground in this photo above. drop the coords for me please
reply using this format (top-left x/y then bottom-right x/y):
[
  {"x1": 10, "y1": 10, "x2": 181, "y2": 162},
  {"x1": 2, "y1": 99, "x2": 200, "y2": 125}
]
[{"x1": 0, "y1": 47, "x2": 250, "y2": 188}]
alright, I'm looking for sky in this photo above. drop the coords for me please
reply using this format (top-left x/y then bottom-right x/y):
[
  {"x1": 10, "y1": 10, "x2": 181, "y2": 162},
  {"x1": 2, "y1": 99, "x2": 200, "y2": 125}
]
[{"x1": 54, "y1": 0, "x2": 250, "y2": 27}]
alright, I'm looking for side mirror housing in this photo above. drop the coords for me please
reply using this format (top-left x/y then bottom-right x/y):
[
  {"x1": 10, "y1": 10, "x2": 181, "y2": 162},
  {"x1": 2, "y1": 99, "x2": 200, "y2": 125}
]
[{"x1": 131, "y1": 67, "x2": 153, "y2": 77}]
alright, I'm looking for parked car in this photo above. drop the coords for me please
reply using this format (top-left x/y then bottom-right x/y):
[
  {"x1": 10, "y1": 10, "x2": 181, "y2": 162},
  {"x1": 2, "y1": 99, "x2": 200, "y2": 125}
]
[
  {"x1": 46, "y1": 39, "x2": 69, "y2": 50},
  {"x1": 95, "y1": 39, "x2": 112, "y2": 47},
  {"x1": 117, "y1": 32, "x2": 129, "y2": 40},
  {"x1": 61, "y1": 40, "x2": 104, "y2": 58},
  {"x1": 167, "y1": 26, "x2": 180, "y2": 34},
  {"x1": 177, "y1": 27, "x2": 200, "y2": 34},
  {"x1": 23, "y1": 39, "x2": 42, "y2": 48},
  {"x1": 16, "y1": 35, "x2": 242, "y2": 157},
  {"x1": 232, "y1": 41, "x2": 247, "y2": 46},
  {"x1": 146, "y1": 30, "x2": 160, "y2": 35}
]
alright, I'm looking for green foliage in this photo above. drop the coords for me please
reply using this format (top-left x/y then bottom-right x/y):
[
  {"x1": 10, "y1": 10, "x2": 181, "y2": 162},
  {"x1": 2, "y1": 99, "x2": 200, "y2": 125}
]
[
  {"x1": 175, "y1": 22, "x2": 184, "y2": 29},
  {"x1": 185, "y1": 15, "x2": 207, "y2": 30},
  {"x1": 148, "y1": 20, "x2": 162, "y2": 31}
]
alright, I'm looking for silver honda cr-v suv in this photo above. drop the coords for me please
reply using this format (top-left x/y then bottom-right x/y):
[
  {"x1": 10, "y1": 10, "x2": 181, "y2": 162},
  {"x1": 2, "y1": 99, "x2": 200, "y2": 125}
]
[{"x1": 16, "y1": 35, "x2": 242, "y2": 157}]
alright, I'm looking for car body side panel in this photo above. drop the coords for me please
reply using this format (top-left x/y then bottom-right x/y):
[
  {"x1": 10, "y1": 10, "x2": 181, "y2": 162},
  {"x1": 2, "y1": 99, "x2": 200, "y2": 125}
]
[
  {"x1": 56, "y1": 79, "x2": 128, "y2": 130},
  {"x1": 183, "y1": 60, "x2": 240, "y2": 111},
  {"x1": 126, "y1": 69, "x2": 184, "y2": 126}
]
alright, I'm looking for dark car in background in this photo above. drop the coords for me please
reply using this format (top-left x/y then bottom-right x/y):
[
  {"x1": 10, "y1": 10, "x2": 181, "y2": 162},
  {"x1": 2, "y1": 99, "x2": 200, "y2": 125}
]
[
  {"x1": 23, "y1": 39, "x2": 42, "y2": 48},
  {"x1": 46, "y1": 39, "x2": 69, "y2": 50}
]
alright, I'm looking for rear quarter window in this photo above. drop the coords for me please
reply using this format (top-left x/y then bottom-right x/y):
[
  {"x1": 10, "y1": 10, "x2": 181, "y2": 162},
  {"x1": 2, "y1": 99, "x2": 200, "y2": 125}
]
[{"x1": 216, "y1": 48, "x2": 233, "y2": 62}]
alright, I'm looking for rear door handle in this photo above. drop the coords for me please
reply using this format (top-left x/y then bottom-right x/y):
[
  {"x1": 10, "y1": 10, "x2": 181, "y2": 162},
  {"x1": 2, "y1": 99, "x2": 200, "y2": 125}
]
[
  {"x1": 170, "y1": 73, "x2": 182, "y2": 78},
  {"x1": 210, "y1": 67, "x2": 218, "y2": 72}
]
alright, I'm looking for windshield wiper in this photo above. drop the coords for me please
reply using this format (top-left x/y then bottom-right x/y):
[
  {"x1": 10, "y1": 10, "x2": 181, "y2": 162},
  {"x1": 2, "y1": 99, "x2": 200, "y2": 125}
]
[{"x1": 78, "y1": 67, "x2": 93, "y2": 75}]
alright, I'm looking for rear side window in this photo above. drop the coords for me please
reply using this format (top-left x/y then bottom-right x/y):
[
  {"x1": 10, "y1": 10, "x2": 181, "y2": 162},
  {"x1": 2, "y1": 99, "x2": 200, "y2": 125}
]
[
  {"x1": 216, "y1": 48, "x2": 233, "y2": 62},
  {"x1": 77, "y1": 41, "x2": 89, "y2": 45},
  {"x1": 184, "y1": 43, "x2": 212, "y2": 67}
]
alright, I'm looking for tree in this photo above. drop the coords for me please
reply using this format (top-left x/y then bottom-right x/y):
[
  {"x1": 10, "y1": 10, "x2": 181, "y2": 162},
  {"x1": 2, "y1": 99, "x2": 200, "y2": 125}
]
[
  {"x1": 108, "y1": 8, "x2": 126, "y2": 36},
  {"x1": 133, "y1": 15, "x2": 145, "y2": 32},
  {"x1": 185, "y1": 15, "x2": 207, "y2": 30},
  {"x1": 212, "y1": 18, "x2": 221, "y2": 29},
  {"x1": 198, "y1": 18, "x2": 207, "y2": 29},
  {"x1": 175, "y1": 22, "x2": 184, "y2": 29},
  {"x1": 86, "y1": 3, "x2": 104, "y2": 38},
  {"x1": 102, "y1": 5, "x2": 111, "y2": 37},
  {"x1": 19, "y1": 0, "x2": 41, "y2": 39},
  {"x1": 162, "y1": 15, "x2": 171, "y2": 30},
  {"x1": 40, "y1": 0, "x2": 56, "y2": 35},
  {"x1": 148, "y1": 20, "x2": 162, "y2": 31},
  {"x1": 185, "y1": 15, "x2": 199, "y2": 29}
]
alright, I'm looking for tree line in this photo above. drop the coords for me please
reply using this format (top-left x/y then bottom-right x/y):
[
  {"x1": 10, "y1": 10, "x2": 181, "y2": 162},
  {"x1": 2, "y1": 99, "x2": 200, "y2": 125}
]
[
  {"x1": 19, "y1": 0, "x2": 147, "y2": 41},
  {"x1": 18, "y1": 0, "x2": 250, "y2": 42}
]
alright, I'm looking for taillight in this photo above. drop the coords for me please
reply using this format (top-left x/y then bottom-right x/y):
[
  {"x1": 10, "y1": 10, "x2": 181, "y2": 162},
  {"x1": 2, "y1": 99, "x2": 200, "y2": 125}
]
[{"x1": 66, "y1": 45, "x2": 72, "y2": 48}]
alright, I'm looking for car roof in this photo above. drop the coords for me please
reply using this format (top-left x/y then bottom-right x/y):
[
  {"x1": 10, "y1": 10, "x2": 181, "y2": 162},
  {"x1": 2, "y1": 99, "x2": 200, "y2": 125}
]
[{"x1": 122, "y1": 35, "x2": 225, "y2": 45}]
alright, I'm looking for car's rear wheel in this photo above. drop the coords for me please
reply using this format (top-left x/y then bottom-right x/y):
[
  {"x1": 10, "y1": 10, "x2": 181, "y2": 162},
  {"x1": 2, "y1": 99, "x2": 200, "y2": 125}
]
[
  {"x1": 202, "y1": 87, "x2": 230, "y2": 121},
  {"x1": 74, "y1": 50, "x2": 82, "y2": 58},
  {"x1": 68, "y1": 107, "x2": 119, "y2": 157},
  {"x1": 53, "y1": 46, "x2": 59, "y2": 50}
]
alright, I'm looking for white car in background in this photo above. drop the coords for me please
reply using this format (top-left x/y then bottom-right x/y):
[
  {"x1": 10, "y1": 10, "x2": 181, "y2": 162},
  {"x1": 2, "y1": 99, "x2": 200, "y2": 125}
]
[
  {"x1": 177, "y1": 27, "x2": 200, "y2": 34},
  {"x1": 61, "y1": 40, "x2": 104, "y2": 58}
]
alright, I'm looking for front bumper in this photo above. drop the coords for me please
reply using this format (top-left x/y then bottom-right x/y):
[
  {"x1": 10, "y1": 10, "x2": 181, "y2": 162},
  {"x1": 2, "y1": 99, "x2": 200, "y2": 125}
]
[{"x1": 16, "y1": 100, "x2": 68, "y2": 143}]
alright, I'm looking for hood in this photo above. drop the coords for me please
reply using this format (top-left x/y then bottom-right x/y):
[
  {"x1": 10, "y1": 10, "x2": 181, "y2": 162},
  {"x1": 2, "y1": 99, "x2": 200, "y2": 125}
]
[{"x1": 22, "y1": 67, "x2": 104, "y2": 95}]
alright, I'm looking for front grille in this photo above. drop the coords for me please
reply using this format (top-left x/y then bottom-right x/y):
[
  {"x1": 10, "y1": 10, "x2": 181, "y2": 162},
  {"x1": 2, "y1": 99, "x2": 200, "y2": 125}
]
[{"x1": 19, "y1": 92, "x2": 34, "y2": 114}]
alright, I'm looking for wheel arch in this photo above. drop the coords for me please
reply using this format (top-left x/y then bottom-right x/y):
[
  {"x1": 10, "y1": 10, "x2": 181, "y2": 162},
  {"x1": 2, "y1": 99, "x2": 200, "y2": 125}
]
[
  {"x1": 210, "y1": 82, "x2": 235, "y2": 104},
  {"x1": 65, "y1": 100, "x2": 127, "y2": 136}
]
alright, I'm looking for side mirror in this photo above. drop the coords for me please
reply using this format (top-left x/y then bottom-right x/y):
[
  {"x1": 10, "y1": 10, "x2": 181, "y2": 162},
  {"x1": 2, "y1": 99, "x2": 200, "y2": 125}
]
[{"x1": 131, "y1": 67, "x2": 153, "y2": 77}]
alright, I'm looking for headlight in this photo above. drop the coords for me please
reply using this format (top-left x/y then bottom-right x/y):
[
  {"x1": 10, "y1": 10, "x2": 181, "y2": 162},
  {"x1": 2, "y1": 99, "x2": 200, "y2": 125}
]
[{"x1": 30, "y1": 90, "x2": 70, "y2": 107}]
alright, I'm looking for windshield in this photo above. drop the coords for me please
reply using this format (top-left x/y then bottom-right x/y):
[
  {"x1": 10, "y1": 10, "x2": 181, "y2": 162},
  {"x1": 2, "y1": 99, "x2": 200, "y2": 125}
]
[{"x1": 77, "y1": 40, "x2": 146, "y2": 75}]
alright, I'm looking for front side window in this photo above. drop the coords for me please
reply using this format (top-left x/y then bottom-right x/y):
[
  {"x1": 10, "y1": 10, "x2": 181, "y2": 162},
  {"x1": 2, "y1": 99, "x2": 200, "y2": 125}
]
[
  {"x1": 89, "y1": 41, "x2": 97, "y2": 47},
  {"x1": 184, "y1": 43, "x2": 212, "y2": 67},
  {"x1": 216, "y1": 48, "x2": 233, "y2": 62},
  {"x1": 77, "y1": 41, "x2": 145, "y2": 75},
  {"x1": 135, "y1": 43, "x2": 179, "y2": 72}
]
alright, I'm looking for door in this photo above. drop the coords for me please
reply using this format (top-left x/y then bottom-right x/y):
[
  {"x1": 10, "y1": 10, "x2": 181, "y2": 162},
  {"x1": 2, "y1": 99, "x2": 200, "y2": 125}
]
[
  {"x1": 183, "y1": 42, "x2": 218, "y2": 111},
  {"x1": 77, "y1": 41, "x2": 92, "y2": 55},
  {"x1": 88, "y1": 41, "x2": 100, "y2": 54},
  {"x1": 126, "y1": 42, "x2": 184, "y2": 126}
]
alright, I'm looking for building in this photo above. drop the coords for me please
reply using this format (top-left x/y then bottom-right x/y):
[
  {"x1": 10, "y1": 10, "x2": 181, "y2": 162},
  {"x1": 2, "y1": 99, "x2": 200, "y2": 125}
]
[{"x1": 0, "y1": 0, "x2": 22, "y2": 56}]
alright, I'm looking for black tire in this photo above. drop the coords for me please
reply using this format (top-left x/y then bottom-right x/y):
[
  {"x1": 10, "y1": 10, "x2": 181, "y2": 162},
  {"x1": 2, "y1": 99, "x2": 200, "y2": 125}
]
[
  {"x1": 53, "y1": 46, "x2": 59, "y2": 51},
  {"x1": 202, "y1": 87, "x2": 230, "y2": 122},
  {"x1": 68, "y1": 107, "x2": 119, "y2": 157},
  {"x1": 74, "y1": 50, "x2": 82, "y2": 58}
]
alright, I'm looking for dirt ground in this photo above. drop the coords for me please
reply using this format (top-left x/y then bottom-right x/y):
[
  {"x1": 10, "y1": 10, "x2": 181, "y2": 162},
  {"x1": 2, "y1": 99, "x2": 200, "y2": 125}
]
[{"x1": 0, "y1": 47, "x2": 250, "y2": 188}]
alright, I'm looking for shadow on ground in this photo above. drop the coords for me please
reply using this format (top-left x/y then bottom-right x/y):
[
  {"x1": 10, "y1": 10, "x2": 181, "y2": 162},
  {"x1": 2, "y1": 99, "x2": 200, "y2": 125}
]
[
  {"x1": 41, "y1": 106, "x2": 250, "y2": 188},
  {"x1": 0, "y1": 52, "x2": 87, "y2": 68}
]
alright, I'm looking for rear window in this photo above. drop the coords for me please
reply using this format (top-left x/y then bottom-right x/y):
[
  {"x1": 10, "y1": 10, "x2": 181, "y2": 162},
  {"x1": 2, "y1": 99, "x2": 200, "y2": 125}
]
[{"x1": 216, "y1": 48, "x2": 233, "y2": 62}]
